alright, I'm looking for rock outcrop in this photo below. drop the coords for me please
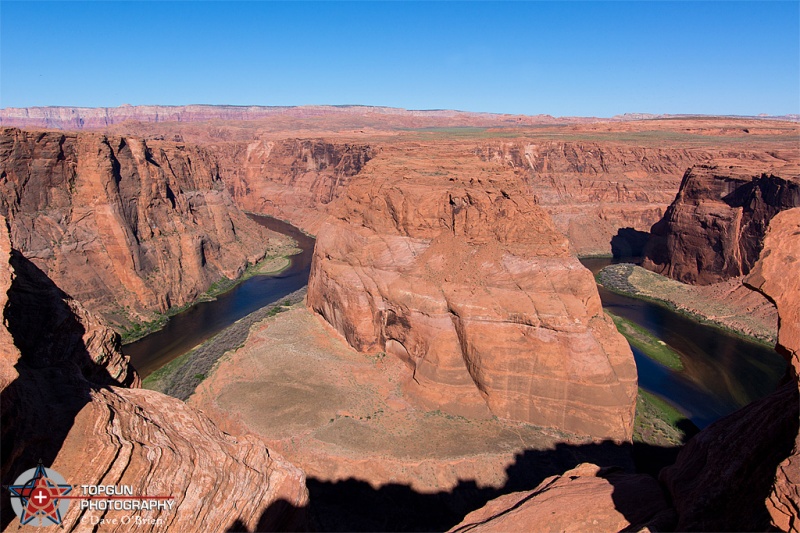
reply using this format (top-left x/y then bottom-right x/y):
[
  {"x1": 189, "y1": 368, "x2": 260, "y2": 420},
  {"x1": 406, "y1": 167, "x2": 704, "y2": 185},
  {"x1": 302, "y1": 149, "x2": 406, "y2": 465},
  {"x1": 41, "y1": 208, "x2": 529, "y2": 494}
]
[
  {"x1": 643, "y1": 162, "x2": 800, "y2": 285},
  {"x1": 659, "y1": 207, "x2": 800, "y2": 532},
  {"x1": 448, "y1": 463, "x2": 674, "y2": 533},
  {"x1": 308, "y1": 143, "x2": 637, "y2": 440},
  {"x1": 476, "y1": 143, "x2": 798, "y2": 256},
  {"x1": 745, "y1": 208, "x2": 800, "y2": 532},
  {"x1": 0, "y1": 128, "x2": 286, "y2": 328},
  {"x1": 0, "y1": 218, "x2": 309, "y2": 532}
]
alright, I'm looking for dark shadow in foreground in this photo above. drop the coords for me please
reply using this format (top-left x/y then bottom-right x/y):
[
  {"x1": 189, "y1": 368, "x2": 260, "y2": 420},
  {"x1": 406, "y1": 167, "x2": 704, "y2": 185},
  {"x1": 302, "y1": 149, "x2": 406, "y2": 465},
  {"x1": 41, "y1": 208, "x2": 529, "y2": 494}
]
[
  {"x1": 0, "y1": 252, "x2": 132, "y2": 530},
  {"x1": 228, "y1": 438, "x2": 693, "y2": 532}
]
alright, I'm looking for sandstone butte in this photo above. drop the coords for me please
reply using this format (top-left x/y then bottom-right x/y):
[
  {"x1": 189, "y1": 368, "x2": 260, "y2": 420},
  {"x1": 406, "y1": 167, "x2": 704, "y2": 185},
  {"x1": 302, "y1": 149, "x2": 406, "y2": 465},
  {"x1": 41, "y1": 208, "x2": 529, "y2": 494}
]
[
  {"x1": 0, "y1": 215, "x2": 309, "y2": 531},
  {"x1": 306, "y1": 141, "x2": 638, "y2": 440}
]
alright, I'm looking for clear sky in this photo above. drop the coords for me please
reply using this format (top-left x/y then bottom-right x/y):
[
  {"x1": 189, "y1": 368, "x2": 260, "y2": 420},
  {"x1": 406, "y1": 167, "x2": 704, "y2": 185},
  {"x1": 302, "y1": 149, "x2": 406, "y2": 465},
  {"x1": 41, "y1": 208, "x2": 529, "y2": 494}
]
[{"x1": 1, "y1": 1, "x2": 798, "y2": 117}]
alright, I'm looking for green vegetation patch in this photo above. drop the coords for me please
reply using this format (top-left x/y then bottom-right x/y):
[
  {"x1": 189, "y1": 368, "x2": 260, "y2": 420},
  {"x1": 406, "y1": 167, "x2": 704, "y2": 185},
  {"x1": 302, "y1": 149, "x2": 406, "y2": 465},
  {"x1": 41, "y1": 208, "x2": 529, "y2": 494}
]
[
  {"x1": 633, "y1": 388, "x2": 697, "y2": 447},
  {"x1": 607, "y1": 311, "x2": 684, "y2": 370},
  {"x1": 142, "y1": 349, "x2": 193, "y2": 390}
]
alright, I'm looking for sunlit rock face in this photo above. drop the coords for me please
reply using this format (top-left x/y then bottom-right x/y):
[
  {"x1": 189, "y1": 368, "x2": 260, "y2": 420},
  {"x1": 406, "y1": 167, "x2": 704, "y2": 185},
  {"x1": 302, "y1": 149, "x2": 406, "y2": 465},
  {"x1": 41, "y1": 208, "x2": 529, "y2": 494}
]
[
  {"x1": 308, "y1": 143, "x2": 637, "y2": 441},
  {"x1": 0, "y1": 127, "x2": 279, "y2": 327},
  {"x1": 643, "y1": 162, "x2": 800, "y2": 285}
]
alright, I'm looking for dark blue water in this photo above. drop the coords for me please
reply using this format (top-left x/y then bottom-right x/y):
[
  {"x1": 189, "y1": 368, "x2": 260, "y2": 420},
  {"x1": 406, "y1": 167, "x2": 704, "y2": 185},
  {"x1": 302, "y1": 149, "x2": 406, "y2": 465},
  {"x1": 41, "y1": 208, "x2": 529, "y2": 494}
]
[
  {"x1": 581, "y1": 257, "x2": 787, "y2": 429},
  {"x1": 124, "y1": 215, "x2": 314, "y2": 377}
]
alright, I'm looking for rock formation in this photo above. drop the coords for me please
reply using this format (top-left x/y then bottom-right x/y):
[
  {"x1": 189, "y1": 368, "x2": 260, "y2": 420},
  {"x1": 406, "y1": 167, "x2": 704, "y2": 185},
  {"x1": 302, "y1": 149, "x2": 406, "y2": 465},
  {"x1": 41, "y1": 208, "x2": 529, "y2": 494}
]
[
  {"x1": 0, "y1": 104, "x2": 579, "y2": 131},
  {"x1": 0, "y1": 127, "x2": 286, "y2": 328},
  {"x1": 307, "y1": 143, "x2": 637, "y2": 440},
  {"x1": 476, "y1": 142, "x2": 798, "y2": 256},
  {"x1": 448, "y1": 463, "x2": 674, "y2": 533},
  {"x1": 643, "y1": 162, "x2": 800, "y2": 285},
  {"x1": 657, "y1": 208, "x2": 800, "y2": 531},
  {"x1": 0, "y1": 216, "x2": 309, "y2": 531},
  {"x1": 222, "y1": 138, "x2": 374, "y2": 233},
  {"x1": 745, "y1": 208, "x2": 800, "y2": 532}
]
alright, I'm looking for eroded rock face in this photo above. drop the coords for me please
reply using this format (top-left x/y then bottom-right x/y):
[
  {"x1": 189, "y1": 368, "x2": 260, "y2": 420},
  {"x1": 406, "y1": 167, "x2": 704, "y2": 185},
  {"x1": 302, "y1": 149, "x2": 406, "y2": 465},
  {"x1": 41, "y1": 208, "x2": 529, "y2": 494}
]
[
  {"x1": 745, "y1": 208, "x2": 800, "y2": 532},
  {"x1": 474, "y1": 143, "x2": 796, "y2": 256},
  {"x1": 308, "y1": 144, "x2": 637, "y2": 440},
  {"x1": 659, "y1": 208, "x2": 800, "y2": 532},
  {"x1": 0, "y1": 128, "x2": 283, "y2": 327},
  {"x1": 0, "y1": 222, "x2": 309, "y2": 532},
  {"x1": 448, "y1": 463, "x2": 674, "y2": 533},
  {"x1": 643, "y1": 163, "x2": 800, "y2": 285},
  {"x1": 222, "y1": 139, "x2": 374, "y2": 233}
]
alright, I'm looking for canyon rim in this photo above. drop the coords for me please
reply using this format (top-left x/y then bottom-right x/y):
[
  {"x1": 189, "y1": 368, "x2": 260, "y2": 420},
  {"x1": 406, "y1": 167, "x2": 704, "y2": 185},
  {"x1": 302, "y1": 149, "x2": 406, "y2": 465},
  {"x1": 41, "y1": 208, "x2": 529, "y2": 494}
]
[{"x1": 1, "y1": 105, "x2": 798, "y2": 532}]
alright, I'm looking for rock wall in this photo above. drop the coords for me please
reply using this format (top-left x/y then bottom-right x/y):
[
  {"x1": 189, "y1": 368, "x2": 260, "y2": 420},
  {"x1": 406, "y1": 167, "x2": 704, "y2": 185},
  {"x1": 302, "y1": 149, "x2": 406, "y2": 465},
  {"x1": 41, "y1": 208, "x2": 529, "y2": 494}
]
[
  {"x1": 745, "y1": 208, "x2": 800, "y2": 532},
  {"x1": 0, "y1": 128, "x2": 283, "y2": 327},
  {"x1": 220, "y1": 138, "x2": 374, "y2": 233},
  {"x1": 643, "y1": 162, "x2": 800, "y2": 285},
  {"x1": 475, "y1": 142, "x2": 796, "y2": 256},
  {"x1": 0, "y1": 217, "x2": 309, "y2": 532},
  {"x1": 307, "y1": 144, "x2": 637, "y2": 440}
]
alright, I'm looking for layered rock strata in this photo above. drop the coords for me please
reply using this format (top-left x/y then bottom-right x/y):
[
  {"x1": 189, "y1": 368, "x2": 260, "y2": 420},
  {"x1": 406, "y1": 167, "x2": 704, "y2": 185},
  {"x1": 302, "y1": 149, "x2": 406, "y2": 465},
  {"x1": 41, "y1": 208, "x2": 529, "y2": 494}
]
[
  {"x1": 643, "y1": 162, "x2": 800, "y2": 285},
  {"x1": 745, "y1": 208, "x2": 800, "y2": 532},
  {"x1": 307, "y1": 144, "x2": 637, "y2": 440},
  {"x1": 0, "y1": 217, "x2": 309, "y2": 532},
  {"x1": 221, "y1": 139, "x2": 374, "y2": 233},
  {"x1": 0, "y1": 128, "x2": 284, "y2": 327},
  {"x1": 475, "y1": 143, "x2": 797, "y2": 256}
]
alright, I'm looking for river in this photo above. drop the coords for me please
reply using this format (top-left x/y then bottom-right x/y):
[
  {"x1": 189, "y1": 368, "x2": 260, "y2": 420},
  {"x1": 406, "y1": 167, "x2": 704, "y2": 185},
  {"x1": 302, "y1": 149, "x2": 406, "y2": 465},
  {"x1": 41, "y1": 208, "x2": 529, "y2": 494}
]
[
  {"x1": 125, "y1": 218, "x2": 786, "y2": 429},
  {"x1": 124, "y1": 215, "x2": 315, "y2": 377},
  {"x1": 581, "y1": 257, "x2": 786, "y2": 429}
]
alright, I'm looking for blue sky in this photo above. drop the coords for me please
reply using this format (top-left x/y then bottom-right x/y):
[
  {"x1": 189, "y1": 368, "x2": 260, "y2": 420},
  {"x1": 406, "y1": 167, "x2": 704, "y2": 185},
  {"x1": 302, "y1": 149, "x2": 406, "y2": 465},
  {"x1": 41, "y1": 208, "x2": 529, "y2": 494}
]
[{"x1": 1, "y1": 1, "x2": 798, "y2": 117}]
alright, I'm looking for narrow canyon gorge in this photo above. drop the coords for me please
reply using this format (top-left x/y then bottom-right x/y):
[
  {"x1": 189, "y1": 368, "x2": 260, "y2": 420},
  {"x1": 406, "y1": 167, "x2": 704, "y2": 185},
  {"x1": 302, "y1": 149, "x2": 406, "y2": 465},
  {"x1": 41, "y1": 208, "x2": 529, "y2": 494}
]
[{"x1": 1, "y1": 106, "x2": 798, "y2": 532}]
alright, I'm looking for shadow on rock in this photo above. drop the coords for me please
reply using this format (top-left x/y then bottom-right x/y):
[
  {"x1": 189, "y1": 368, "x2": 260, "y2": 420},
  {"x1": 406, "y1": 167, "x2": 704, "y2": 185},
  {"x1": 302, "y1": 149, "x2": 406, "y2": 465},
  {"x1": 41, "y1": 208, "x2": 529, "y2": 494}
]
[
  {"x1": 253, "y1": 439, "x2": 686, "y2": 532},
  {"x1": 611, "y1": 227, "x2": 650, "y2": 260},
  {"x1": 0, "y1": 252, "x2": 129, "y2": 530}
]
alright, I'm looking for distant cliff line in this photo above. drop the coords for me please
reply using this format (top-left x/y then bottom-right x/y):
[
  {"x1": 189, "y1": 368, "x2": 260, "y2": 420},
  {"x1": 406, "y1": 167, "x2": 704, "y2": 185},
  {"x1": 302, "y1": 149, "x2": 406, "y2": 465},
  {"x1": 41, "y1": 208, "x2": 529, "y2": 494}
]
[{"x1": 1, "y1": 104, "x2": 796, "y2": 130}]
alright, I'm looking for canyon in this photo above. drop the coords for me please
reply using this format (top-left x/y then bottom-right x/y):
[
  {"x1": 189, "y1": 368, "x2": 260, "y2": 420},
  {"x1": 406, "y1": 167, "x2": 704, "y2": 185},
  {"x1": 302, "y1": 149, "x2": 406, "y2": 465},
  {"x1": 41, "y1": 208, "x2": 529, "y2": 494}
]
[
  {"x1": 0, "y1": 215, "x2": 308, "y2": 531},
  {"x1": 2, "y1": 106, "x2": 799, "y2": 532}
]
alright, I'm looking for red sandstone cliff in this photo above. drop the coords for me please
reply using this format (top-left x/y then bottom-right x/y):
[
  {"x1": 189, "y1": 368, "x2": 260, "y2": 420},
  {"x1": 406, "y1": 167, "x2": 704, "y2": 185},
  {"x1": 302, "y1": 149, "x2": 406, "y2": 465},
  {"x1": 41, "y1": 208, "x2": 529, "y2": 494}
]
[
  {"x1": 0, "y1": 128, "x2": 287, "y2": 328},
  {"x1": 220, "y1": 138, "x2": 374, "y2": 233},
  {"x1": 0, "y1": 216, "x2": 309, "y2": 532},
  {"x1": 643, "y1": 162, "x2": 800, "y2": 284},
  {"x1": 476, "y1": 142, "x2": 798, "y2": 256},
  {"x1": 658, "y1": 208, "x2": 800, "y2": 531},
  {"x1": 307, "y1": 143, "x2": 637, "y2": 440}
]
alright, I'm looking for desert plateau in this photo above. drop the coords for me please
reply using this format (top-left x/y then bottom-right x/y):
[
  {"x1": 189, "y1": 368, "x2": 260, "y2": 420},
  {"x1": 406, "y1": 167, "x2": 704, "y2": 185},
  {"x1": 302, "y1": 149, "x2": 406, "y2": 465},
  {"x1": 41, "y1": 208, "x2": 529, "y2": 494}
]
[{"x1": 2, "y1": 1, "x2": 799, "y2": 531}]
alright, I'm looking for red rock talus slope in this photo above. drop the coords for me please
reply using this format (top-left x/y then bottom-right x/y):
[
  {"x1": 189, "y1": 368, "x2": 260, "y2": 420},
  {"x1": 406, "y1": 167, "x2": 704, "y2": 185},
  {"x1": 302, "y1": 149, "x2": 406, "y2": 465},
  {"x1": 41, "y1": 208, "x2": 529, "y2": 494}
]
[
  {"x1": 0, "y1": 218, "x2": 309, "y2": 532},
  {"x1": 745, "y1": 208, "x2": 800, "y2": 532},
  {"x1": 448, "y1": 463, "x2": 674, "y2": 533},
  {"x1": 307, "y1": 142, "x2": 637, "y2": 440},
  {"x1": 643, "y1": 162, "x2": 800, "y2": 285},
  {"x1": 0, "y1": 127, "x2": 283, "y2": 328}
]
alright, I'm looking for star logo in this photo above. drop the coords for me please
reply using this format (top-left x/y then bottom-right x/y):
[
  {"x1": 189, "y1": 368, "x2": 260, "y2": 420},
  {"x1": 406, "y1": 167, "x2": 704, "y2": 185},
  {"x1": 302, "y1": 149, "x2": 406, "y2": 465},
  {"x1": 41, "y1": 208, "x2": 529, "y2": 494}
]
[{"x1": 7, "y1": 461, "x2": 72, "y2": 527}]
